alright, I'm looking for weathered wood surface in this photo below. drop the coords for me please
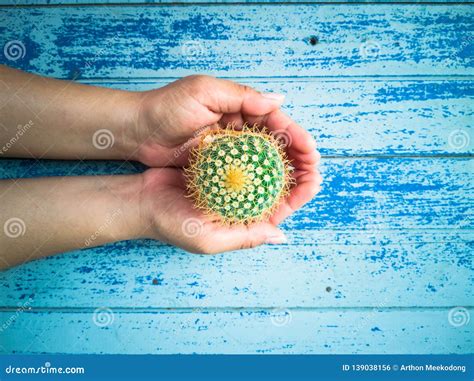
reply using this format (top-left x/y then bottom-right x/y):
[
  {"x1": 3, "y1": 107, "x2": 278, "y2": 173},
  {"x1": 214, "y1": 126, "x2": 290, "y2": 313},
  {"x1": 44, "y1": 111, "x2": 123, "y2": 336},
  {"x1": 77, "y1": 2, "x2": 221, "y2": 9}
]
[
  {"x1": 3, "y1": 0, "x2": 472, "y2": 5},
  {"x1": 1, "y1": 237, "x2": 472, "y2": 309},
  {"x1": 0, "y1": 158, "x2": 472, "y2": 308},
  {"x1": 1, "y1": 309, "x2": 472, "y2": 354},
  {"x1": 1, "y1": 5, "x2": 473, "y2": 78},
  {"x1": 0, "y1": 1, "x2": 472, "y2": 355},
  {"x1": 3, "y1": 78, "x2": 474, "y2": 156},
  {"x1": 0, "y1": 158, "x2": 472, "y2": 230},
  {"x1": 86, "y1": 79, "x2": 473, "y2": 156}
]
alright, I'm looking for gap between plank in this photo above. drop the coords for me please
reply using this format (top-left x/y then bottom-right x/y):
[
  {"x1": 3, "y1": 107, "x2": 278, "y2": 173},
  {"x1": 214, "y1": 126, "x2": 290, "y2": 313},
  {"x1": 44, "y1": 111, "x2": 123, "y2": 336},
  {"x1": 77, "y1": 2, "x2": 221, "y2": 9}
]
[
  {"x1": 318, "y1": 155, "x2": 474, "y2": 159},
  {"x1": 0, "y1": 306, "x2": 472, "y2": 313},
  {"x1": 2, "y1": 2, "x2": 473, "y2": 8},
  {"x1": 2, "y1": 155, "x2": 473, "y2": 160},
  {"x1": 80, "y1": 75, "x2": 474, "y2": 84}
]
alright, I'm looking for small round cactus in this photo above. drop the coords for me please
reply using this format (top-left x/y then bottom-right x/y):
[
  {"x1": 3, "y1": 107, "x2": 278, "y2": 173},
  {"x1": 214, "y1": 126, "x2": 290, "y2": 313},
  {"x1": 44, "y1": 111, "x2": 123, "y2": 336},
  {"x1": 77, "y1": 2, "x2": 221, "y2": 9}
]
[{"x1": 185, "y1": 124, "x2": 293, "y2": 224}]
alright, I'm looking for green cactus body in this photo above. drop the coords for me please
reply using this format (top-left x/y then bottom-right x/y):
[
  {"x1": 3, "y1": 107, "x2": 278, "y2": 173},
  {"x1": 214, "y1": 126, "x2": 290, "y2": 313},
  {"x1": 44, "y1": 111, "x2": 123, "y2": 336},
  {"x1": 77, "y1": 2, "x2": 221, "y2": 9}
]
[{"x1": 186, "y1": 125, "x2": 292, "y2": 224}]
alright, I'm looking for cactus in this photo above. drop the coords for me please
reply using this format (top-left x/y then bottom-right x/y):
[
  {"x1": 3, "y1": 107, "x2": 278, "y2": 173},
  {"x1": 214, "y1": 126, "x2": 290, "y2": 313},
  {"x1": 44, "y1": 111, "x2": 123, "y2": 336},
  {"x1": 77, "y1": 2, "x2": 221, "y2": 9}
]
[{"x1": 185, "y1": 124, "x2": 293, "y2": 224}]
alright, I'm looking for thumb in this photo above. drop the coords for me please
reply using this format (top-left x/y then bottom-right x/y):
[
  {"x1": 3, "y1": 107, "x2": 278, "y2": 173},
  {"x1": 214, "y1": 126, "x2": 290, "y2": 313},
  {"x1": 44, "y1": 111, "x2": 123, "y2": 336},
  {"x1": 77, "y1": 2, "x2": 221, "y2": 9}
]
[
  {"x1": 203, "y1": 223, "x2": 288, "y2": 253},
  {"x1": 194, "y1": 76, "x2": 285, "y2": 116}
]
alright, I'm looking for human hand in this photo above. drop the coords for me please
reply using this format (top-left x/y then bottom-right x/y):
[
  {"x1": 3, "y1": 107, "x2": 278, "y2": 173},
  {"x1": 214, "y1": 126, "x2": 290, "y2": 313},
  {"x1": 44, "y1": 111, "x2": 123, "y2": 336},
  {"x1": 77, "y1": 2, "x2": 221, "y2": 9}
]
[
  {"x1": 131, "y1": 76, "x2": 322, "y2": 252},
  {"x1": 0, "y1": 68, "x2": 321, "y2": 263},
  {"x1": 135, "y1": 168, "x2": 290, "y2": 253},
  {"x1": 131, "y1": 75, "x2": 285, "y2": 166}
]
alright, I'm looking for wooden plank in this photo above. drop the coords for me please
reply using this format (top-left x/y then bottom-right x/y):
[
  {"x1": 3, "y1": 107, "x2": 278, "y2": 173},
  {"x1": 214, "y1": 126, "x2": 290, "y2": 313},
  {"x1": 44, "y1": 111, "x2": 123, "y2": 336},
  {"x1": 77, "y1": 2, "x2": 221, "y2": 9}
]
[
  {"x1": 0, "y1": 309, "x2": 471, "y2": 354},
  {"x1": 2, "y1": 77, "x2": 473, "y2": 156},
  {"x1": 1, "y1": 5, "x2": 472, "y2": 78},
  {"x1": 0, "y1": 235, "x2": 472, "y2": 308},
  {"x1": 87, "y1": 79, "x2": 473, "y2": 156},
  {"x1": 0, "y1": 158, "x2": 471, "y2": 230},
  {"x1": 0, "y1": 158, "x2": 471, "y2": 308},
  {"x1": 4, "y1": 0, "x2": 473, "y2": 5}
]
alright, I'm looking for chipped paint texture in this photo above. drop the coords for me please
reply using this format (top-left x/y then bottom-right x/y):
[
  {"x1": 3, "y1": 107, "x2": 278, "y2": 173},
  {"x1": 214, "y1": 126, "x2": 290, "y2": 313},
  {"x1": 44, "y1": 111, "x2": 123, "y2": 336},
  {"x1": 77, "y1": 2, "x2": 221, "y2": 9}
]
[
  {"x1": 0, "y1": 6, "x2": 473, "y2": 77},
  {"x1": 0, "y1": 2, "x2": 472, "y2": 354}
]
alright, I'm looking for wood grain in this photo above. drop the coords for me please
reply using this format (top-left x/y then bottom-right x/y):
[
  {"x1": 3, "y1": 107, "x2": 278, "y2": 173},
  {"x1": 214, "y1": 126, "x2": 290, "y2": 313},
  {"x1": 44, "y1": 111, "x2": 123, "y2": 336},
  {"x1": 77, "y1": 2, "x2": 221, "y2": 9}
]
[
  {"x1": 84, "y1": 79, "x2": 474, "y2": 156},
  {"x1": 1, "y1": 158, "x2": 471, "y2": 308},
  {"x1": 1, "y1": 236, "x2": 472, "y2": 309},
  {"x1": 1, "y1": 158, "x2": 471, "y2": 230},
  {"x1": 0, "y1": 0, "x2": 472, "y2": 356},
  {"x1": 1, "y1": 5, "x2": 472, "y2": 78},
  {"x1": 1, "y1": 309, "x2": 471, "y2": 354},
  {"x1": 3, "y1": 78, "x2": 473, "y2": 156},
  {"x1": 4, "y1": 0, "x2": 473, "y2": 5}
]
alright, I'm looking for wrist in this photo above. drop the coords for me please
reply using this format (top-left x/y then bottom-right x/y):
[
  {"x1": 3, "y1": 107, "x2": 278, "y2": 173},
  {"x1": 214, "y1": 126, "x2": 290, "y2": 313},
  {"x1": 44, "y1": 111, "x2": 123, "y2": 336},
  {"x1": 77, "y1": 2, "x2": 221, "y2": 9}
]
[
  {"x1": 109, "y1": 89, "x2": 144, "y2": 162},
  {"x1": 119, "y1": 89, "x2": 173, "y2": 166},
  {"x1": 99, "y1": 173, "x2": 150, "y2": 242}
]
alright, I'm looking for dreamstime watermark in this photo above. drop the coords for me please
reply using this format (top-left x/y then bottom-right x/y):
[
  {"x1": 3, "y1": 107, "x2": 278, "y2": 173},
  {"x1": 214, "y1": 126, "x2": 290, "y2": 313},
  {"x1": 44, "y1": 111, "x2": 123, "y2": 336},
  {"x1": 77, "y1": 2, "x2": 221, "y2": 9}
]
[
  {"x1": 460, "y1": 33, "x2": 473, "y2": 49},
  {"x1": 181, "y1": 218, "x2": 204, "y2": 238},
  {"x1": 92, "y1": 307, "x2": 115, "y2": 327},
  {"x1": 270, "y1": 129, "x2": 293, "y2": 148},
  {"x1": 448, "y1": 307, "x2": 470, "y2": 327},
  {"x1": 351, "y1": 295, "x2": 389, "y2": 337},
  {"x1": 270, "y1": 308, "x2": 292, "y2": 327},
  {"x1": 66, "y1": 34, "x2": 123, "y2": 79},
  {"x1": 0, "y1": 298, "x2": 33, "y2": 333},
  {"x1": 360, "y1": 40, "x2": 381, "y2": 60},
  {"x1": 84, "y1": 35, "x2": 120, "y2": 70},
  {"x1": 448, "y1": 129, "x2": 470, "y2": 150},
  {"x1": 3, "y1": 40, "x2": 26, "y2": 61},
  {"x1": 365, "y1": 193, "x2": 389, "y2": 241},
  {"x1": 181, "y1": 41, "x2": 205, "y2": 59},
  {"x1": 0, "y1": 120, "x2": 34, "y2": 155},
  {"x1": 173, "y1": 125, "x2": 209, "y2": 159},
  {"x1": 84, "y1": 208, "x2": 123, "y2": 247},
  {"x1": 445, "y1": 214, "x2": 472, "y2": 243},
  {"x1": 5, "y1": 362, "x2": 85, "y2": 375},
  {"x1": 92, "y1": 129, "x2": 115, "y2": 150},
  {"x1": 3, "y1": 217, "x2": 26, "y2": 238}
]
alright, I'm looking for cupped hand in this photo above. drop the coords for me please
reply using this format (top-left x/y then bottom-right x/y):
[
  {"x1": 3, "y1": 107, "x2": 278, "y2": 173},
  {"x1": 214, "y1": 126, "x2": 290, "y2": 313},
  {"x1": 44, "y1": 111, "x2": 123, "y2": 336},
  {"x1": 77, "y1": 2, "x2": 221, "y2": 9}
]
[
  {"x1": 133, "y1": 75, "x2": 287, "y2": 166},
  {"x1": 138, "y1": 168, "x2": 289, "y2": 253},
  {"x1": 132, "y1": 75, "x2": 322, "y2": 253}
]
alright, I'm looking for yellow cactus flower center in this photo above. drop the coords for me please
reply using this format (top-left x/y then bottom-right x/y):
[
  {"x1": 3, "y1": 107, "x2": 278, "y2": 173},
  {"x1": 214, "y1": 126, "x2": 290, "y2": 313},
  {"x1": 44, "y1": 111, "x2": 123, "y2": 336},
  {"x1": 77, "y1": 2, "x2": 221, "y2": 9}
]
[{"x1": 224, "y1": 166, "x2": 248, "y2": 192}]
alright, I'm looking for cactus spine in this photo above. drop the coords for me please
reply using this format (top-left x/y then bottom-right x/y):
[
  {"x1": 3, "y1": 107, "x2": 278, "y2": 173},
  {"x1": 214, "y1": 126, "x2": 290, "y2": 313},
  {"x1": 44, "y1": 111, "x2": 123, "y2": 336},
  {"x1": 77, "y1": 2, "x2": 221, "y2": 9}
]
[{"x1": 185, "y1": 124, "x2": 293, "y2": 224}]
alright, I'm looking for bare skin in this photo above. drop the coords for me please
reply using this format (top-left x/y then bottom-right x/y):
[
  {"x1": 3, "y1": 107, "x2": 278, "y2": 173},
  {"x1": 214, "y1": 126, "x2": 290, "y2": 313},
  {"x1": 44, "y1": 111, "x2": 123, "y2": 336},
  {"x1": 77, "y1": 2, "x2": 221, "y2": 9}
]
[{"x1": 0, "y1": 66, "x2": 322, "y2": 270}]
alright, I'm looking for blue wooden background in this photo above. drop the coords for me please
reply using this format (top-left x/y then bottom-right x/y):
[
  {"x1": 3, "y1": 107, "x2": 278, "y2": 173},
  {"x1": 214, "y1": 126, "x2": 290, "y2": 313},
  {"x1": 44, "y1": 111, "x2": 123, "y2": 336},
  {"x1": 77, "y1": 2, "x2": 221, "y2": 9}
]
[{"x1": 0, "y1": 1, "x2": 473, "y2": 354}]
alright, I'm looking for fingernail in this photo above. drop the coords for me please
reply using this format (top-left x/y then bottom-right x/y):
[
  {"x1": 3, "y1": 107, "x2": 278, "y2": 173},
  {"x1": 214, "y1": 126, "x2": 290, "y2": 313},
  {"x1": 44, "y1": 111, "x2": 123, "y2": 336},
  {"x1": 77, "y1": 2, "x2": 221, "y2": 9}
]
[
  {"x1": 265, "y1": 232, "x2": 288, "y2": 245},
  {"x1": 262, "y1": 92, "x2": 285, "y2": 102}
]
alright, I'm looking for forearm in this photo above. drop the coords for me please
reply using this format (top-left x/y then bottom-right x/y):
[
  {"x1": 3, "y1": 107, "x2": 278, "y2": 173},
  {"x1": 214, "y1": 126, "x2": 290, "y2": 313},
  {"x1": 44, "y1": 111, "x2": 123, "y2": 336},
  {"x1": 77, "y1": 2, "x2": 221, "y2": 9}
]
[
  {"x1": 0, "y1": 174, "x2": 146, "y2": 269},
  {"x1": 0, "y1": 65, "x2": 139, "y2": 160}
]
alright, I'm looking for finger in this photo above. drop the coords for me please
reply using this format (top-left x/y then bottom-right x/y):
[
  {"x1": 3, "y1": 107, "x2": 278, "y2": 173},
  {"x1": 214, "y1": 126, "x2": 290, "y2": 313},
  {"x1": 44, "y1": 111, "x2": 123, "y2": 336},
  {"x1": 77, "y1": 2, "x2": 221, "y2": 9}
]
[
  {"x1": 219, "y1": 112, "x2": 245, "y2": 128},
  {"x1": 199, "y1": 223, "x2": 287, "y2": 254},
  {"x1": 241, "y1": 112, "x2": 270, "y2": 128},
  {"x1": 291, "y1": 161, "x2": 319, "y2": 172},
  {"x1": 288, "y1": 148, "x2": 321, "y2": 165},
  {"x1": 288, "y1": 171, "x2": 322, "y2": 210},
  {"x1": 270, "y1": 172, "x2": 322, "y2": 225},
  {"x1": 194, "y1": 76, "x2": 285, "y2": 116},
  {"x1": 264, "y1": 109, "x2": 317, "y2": 154},
  {"x1": 292, "y1": 169, "x2": 322, "y2": 183},
  {"x1": 241, "y1": 111, "x2": 320, "y2": 168}
]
